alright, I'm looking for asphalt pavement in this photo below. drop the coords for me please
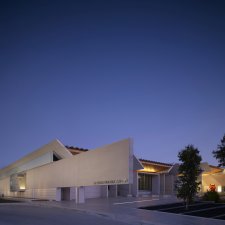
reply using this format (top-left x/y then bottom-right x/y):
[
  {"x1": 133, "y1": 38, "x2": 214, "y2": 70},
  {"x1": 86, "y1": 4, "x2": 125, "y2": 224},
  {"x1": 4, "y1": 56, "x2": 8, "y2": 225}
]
[{"x1": 0, "y1": 205, "x2": 129, "y2": 225}]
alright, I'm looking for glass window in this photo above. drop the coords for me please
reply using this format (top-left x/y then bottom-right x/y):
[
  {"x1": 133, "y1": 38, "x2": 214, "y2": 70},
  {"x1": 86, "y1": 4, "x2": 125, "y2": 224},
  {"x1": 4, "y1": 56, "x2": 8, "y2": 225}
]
[
  {"x1": 222, "y1": 186, "x2": 225, "y2": 192},
  {"x1": 138, "y1": 173, "x2": 152, "y2": 191}
]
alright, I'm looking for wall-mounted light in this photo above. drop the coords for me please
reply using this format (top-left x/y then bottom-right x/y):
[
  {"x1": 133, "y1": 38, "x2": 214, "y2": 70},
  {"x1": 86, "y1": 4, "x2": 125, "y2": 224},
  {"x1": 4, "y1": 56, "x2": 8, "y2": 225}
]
[{"x1": 19, "y1": 185, "x2": 26, "y2": 190}]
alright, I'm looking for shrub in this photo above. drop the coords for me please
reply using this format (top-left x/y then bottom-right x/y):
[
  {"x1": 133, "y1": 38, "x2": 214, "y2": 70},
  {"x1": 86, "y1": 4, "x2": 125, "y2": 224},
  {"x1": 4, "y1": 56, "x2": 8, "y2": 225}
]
[{"x1": 202, "y1": 190, "x2": 220, "y2": 203}]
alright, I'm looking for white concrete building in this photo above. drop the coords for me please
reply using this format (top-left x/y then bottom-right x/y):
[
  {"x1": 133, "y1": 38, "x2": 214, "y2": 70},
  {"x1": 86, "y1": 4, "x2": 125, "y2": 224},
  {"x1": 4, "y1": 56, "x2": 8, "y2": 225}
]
[{"x1": 0, "y1": 139, "x2": 224, "y2": 202}]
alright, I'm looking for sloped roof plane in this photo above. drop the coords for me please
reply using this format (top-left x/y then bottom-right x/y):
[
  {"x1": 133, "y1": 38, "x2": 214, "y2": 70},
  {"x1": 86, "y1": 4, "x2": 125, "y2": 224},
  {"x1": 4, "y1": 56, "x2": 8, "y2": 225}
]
[{"x1": 0, "y1": 139, "x2": 72, "y2": 179}]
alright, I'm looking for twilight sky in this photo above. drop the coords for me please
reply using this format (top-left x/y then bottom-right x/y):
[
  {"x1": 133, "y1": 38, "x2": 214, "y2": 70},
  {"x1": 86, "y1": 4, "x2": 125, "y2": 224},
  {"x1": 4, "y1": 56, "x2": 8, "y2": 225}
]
[{"x1": 0, "y1": 0, "x2": 225, "y2": 168}]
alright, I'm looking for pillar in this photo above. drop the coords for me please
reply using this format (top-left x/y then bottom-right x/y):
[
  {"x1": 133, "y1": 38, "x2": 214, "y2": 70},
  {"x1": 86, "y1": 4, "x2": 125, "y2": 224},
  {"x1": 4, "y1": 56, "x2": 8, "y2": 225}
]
[
  {"x1": 127, "y1": 184, "x2": 132, "y2": 197},
  {"x1": 75, "y1": 186, "x2": 85, "y2": 203},
  {"x1": 56, "y1": 188, "x2": 61, "y2": 201},
  {"x1": 158, "y1": 174, "x2": 160, "y2": 195},
  {"x1": 164, "y1": 174, "x2": 166, "y2": 195}
]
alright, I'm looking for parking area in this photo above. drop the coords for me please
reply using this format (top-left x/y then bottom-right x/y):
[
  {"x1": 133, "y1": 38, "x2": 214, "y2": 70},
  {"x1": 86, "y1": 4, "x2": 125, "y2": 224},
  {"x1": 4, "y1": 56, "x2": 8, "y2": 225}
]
[
  {"x1": 140, "y1": 201, "x2": 225, "y2": 220},
  {"x1": 0, "y1": 204, "x2": 129, "y2": 225},
  {"x1": 1, "y1": 196, "x2": 225, "y2": 225}
]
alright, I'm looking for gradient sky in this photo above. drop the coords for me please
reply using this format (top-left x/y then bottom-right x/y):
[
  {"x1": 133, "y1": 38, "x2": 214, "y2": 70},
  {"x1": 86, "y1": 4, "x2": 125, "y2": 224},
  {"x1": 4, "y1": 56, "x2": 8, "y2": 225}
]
[{"x1": 0, "y1": 0, "x2": 225, "y2": 168}]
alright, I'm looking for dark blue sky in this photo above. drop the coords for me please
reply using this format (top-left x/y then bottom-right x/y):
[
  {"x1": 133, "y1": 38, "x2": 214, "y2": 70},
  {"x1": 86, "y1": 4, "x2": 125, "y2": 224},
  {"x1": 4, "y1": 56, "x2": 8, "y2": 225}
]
[{"x1": 0, "y1": 0, "x2": 225, "y2": 168}]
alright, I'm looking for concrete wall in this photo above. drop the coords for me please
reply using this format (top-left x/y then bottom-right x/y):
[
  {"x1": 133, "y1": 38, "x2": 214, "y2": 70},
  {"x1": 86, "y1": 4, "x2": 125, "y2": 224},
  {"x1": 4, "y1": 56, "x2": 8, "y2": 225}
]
[
  {"x1": 159, "y1": 174, "x2": 175, "y2": 195},
  {"x1": 0, "y1": 175, "x2": 57, "y2": 200},
  {"x1": 165, "y1": 174, "x2": 174, "y2": 195},
  {"x1": 0, "y1": 177, "x2": 10, "y2": 196},
  {"x1": 152, "y1": 175, "x2": 160, "y2": 194},
  {"x1": 70, "y1": 187, "x2": 76, "y2": 200},
  {"x1": 0, "y1": 140, "x2": 72, "y2": 180},
  {"x1": 26, "y1": 139, "x2": 131, "y2": 189},
  {"x1": 118, "y1": 184, "x2": 129, "y2": 197},
  {"x1": 0, "y1": 139, "x2": 132, "y2": 200},
  {"x1": 85, "y1": 186, "x2": 102, "y2": 198},
  {"x1": 108, "y1": 185, "x2": 118, "y2": 197},
  {"x1": 160, "y1": 174, "x2": 164, "y2": 194},
  {"x1": 0, "y1": 152, "x2": 52, "y2": 180},
  {"x1": 101, "y1": 185, "x2": 108, "y2": 198},
  {"x1": 131, "y1": 172, "x2": 138, "y2": 197}
]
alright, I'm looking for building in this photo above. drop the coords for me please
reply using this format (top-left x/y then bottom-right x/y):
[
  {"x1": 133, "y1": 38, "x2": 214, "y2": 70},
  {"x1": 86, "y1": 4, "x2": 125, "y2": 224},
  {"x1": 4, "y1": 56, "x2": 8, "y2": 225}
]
[{"x1": 0, "y1": 139, "x2": 224, "y2": 202}]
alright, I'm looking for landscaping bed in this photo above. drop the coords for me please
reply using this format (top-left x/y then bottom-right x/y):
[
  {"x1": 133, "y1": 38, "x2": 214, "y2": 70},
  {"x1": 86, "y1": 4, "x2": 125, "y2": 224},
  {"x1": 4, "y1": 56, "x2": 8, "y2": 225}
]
[
  {"x1": 140, "y1": 202, "x2": 225, "y2": 220},
  {"x1": 0, "y1": 198, "x2": 21, "y2": 203}
]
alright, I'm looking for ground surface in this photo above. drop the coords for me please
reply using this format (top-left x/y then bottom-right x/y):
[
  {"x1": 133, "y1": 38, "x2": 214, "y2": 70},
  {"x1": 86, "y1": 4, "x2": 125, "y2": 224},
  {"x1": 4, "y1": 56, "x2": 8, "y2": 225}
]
[
  {"x1": 0, "y1": 205, "x2": 128, "y2": 225},
  {"x1": 140, "y1": 201, "x2": 225, "y2": 220},
  {"x1": 1, "y1": 196, "x2": 225, "y2": 225},
  {"x1": 0, "y1": 198, "x2": 20, "y2": 203}
]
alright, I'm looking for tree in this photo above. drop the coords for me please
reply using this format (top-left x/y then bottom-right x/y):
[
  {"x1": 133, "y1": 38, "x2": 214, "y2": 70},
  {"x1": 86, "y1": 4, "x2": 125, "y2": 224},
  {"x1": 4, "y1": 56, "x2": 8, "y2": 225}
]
[
  {"x1": 212, "y1": 134, "x2": 225, "y2": 167},
  {"x1": 176, "y1": 145, "x2": 202, "y2": 210}
]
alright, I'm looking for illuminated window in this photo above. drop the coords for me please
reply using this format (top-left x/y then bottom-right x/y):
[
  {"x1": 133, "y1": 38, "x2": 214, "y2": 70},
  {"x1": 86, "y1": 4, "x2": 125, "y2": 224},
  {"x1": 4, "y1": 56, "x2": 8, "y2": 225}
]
[
  {"x1": 138, "y1": 173, "x2": 152, "y2": 191},
  {"x1": 218, "y1": 186, "x2": 222, "y2": 193},
  {"x1": 10, "y1": 173, "x2": 26, "y2": 192}
]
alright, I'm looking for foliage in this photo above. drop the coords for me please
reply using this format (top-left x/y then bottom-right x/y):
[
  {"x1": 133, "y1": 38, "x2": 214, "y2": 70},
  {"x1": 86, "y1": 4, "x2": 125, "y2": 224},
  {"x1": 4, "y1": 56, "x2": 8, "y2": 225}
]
[
  {"x1": 212, "y1": 134, "x2": 225, "y2": 167},
  {"x1": 202, "y1": 190, "x2": 220, "y2": 203},
  {"x1": 176, "y1": 145, "x2": 202, "y2": 210},
  {"x1": 209, "y1": 184, "x2": 216, "y2": 192}
]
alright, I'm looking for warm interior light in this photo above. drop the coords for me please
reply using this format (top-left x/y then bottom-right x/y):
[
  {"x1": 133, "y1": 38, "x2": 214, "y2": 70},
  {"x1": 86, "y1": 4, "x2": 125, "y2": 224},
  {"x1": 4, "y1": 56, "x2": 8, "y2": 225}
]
[
  {"x1": 19, "y1": 185, "x2": 26, "y2": 190},
  {"x1": 140, "y1": 166, "x2": 156, "y2": 173},
  {"x1": 218, "y1": 185, "x2": 222, "y2": 193}
]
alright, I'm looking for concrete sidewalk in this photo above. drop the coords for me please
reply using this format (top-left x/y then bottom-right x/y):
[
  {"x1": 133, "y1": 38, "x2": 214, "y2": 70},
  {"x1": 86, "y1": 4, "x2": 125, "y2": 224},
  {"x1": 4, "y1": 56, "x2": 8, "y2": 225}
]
[{"x1": 28, "y1": 196, "x2": 225, "y2": 225}]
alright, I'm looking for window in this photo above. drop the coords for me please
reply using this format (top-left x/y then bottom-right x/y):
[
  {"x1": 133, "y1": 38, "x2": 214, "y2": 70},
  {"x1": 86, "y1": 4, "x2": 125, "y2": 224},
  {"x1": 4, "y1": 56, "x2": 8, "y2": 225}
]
[
  {"x1": 138, "y1": 173, "x2": 152, "y2": 191},
  {"x1": 222, "y1": 186, "x2": 225, "y2": 192},
  {"x1": 53, "y1": 152, "x2": 62, "y2": 161},
  {"x1": 10, "y1": 173, "x2": 26, "y2": 192}
]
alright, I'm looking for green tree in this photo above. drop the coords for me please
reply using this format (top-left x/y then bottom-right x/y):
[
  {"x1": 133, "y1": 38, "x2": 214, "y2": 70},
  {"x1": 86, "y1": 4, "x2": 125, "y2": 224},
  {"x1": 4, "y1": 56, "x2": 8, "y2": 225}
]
[
  {"x1": 212, "y1": 134, "x2": 225, "y2": 167},
  {"x1": 176, "y1": 145, "x2": 202, "y2": 210}
]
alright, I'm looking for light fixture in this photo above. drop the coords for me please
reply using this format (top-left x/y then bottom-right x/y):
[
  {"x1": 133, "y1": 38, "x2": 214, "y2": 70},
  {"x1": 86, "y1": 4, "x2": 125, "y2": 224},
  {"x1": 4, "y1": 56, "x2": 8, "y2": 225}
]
[{"x1": 218, "y1": 186, "x2": 222, "y2": 193}]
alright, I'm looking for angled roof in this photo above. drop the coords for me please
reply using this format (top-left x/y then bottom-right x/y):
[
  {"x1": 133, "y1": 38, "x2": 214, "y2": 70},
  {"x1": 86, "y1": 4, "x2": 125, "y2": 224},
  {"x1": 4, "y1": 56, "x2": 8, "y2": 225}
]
[
  {"x1": 201, "y1": 163, "x2": 224, "y2": 175},
  {"x1": 139, "y1": 158, "x2": 172, "y2": 167},
  {"x1": 0, "y1": 139, "x2": 72, "y2": 178},
  {"x1": 65, "y1": 146, "x2": 88, "y2": 155},
  {"x1": 133, "y1": 156, "x2": 144, "y2": 170},
  {"x1": 138, "y1": 158, "x2": 173, "y2": 174}
]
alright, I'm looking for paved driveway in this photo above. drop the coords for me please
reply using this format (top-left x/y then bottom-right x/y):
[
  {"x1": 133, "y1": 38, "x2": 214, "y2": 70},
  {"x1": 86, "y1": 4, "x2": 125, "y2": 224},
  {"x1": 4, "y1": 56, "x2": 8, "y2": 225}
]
[{"x1": 0, "y1": 205, "x2": 128, "y2": 225}]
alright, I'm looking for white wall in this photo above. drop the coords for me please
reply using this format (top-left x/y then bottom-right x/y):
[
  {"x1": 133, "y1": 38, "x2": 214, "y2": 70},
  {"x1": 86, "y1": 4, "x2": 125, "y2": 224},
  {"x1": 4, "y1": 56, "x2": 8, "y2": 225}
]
[
  {"x1": 0, "y1": 152, "x2": 52, "y2": 180},
  {"x1": 131, "y1": 172, "x2": 138, "y2": 197},
  {"x1": 0, "y1": 139, "x2": 132, "y2": 200},
  {"x1": 0, "y1": 174, "x2": 57, "y2": 200},
  {"x1": 26, "y1": 139, "x2": 131, "y2": 189},
  {"x1": 118, "y1": 184, "x2": 129, "y2": 196},
  {"x1": 0, "y1": 140, "x2": 72, "y2": 180},
  {"x1": 85, "y1": 186, "x2": 102, "y2": 198},
  {"x1": 152, "y1": 175, "x2": 160, "y2": 194},
  {"x1": 165, "y1": 174, "x2": 174, "y2": 195}
]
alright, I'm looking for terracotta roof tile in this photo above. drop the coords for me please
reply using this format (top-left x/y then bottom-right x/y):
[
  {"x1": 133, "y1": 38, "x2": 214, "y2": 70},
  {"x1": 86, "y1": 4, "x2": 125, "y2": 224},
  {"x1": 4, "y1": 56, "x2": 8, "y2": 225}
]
[{"x1": 139, "y1": 158, "x2": 172, "y2": 167}]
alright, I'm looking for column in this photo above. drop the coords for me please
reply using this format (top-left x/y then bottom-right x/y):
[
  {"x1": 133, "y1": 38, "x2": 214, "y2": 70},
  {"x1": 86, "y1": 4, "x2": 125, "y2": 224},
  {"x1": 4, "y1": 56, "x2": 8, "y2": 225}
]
[
  {"x1": 164, "y1": 174, "x2": 166, "y2": 195},
  {"x1": 56, "y1": 188, "x2": 61, "y2": 201},
  {"x1": 101, "y1": 185, "x2": 108, "y2": 198},
  {"x1": 75, "y1": 186, "x2": 85, "y2": 203},
  {"x1": 171, "y1": 175, "x2": 174, "y2": 195},
  {"x1": 158, "y1": 174, "x2": 160, "y2": 195}
]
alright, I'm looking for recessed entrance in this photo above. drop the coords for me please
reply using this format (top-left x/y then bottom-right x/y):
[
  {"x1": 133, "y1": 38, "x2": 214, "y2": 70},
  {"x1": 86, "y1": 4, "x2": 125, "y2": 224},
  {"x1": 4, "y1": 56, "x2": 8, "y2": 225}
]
[{"x1": 61, "y1": 187, "x2": 70, "y2": 201}]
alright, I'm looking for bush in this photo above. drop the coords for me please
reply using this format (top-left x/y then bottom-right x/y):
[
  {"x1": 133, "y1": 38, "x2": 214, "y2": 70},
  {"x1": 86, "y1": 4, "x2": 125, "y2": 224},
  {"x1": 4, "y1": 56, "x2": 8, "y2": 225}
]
[{"x1": 202, "y1": 190, "x2": 220, "y2": 203}]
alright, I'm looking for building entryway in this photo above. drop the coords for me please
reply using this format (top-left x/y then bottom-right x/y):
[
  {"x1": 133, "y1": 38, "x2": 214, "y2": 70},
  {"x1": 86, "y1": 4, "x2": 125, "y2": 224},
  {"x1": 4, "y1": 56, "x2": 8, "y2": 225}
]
[{"x1": 61, "y1": 187, "x2": 70, "y2": 201}]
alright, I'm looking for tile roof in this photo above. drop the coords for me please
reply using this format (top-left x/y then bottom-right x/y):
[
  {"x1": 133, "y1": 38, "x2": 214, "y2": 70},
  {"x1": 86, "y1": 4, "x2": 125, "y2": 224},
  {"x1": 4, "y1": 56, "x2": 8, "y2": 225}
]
[
  {"x1": 65, "y1": 146, "x2": 88, "y2": 152},
  {"x1": 139, "y1": 158, "x2": 173, "y2": 167}
]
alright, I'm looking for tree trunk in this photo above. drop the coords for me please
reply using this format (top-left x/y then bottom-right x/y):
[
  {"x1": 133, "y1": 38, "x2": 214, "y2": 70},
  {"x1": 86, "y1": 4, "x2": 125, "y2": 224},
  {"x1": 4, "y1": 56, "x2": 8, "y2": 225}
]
[{"x1": 185, "y1": 200, "x2": 189, "y2": 210}]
